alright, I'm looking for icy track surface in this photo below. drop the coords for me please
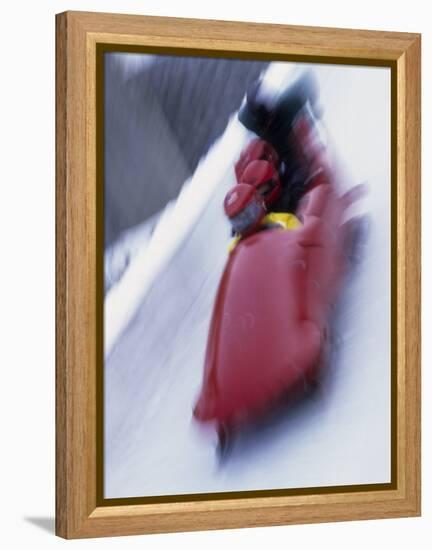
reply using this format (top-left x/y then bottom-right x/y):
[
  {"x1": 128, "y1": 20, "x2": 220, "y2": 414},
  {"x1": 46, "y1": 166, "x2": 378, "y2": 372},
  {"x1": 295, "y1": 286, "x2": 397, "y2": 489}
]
[{"x1": 104, "y1": 63, "x2": 391, "y2": 498}]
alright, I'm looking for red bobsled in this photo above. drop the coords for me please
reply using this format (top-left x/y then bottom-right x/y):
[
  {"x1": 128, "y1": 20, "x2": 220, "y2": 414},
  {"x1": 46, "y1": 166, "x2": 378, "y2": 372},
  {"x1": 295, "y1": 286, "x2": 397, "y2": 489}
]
[{"x1": 193, "y1": 172, "x2": 363, "y2": 440}]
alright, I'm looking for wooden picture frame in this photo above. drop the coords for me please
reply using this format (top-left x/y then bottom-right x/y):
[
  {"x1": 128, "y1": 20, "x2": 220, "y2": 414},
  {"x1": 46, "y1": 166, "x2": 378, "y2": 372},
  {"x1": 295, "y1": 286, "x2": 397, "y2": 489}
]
[{"x1": 55, "y1": 10, "x2": 421, "y2": 539}]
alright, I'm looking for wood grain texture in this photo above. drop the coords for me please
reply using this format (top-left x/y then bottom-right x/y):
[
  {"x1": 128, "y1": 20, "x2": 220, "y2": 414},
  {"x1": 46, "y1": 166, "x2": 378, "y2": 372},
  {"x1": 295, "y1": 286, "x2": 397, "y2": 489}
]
[
  {"x1": 56, "y1": 11, "x2": 98, "y2": 538},
  {"x1": 401, "y1": 36, "x2": 421, "y2": 514},
  {"x1": 68, "y1": 10, "x2": 418, "y2": 60},
  {"x1": 55, "y1": 10, "x2": 421, "y2": 539},
  {"x1": 55, "y1": 12, "x2": 68, "y2": 538}
]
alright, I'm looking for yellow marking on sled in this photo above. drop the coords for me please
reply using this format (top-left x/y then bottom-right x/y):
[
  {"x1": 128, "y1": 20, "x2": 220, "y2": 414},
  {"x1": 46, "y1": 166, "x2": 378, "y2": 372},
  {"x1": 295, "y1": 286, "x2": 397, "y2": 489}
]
[{"x1": 228, "y1": 212, "x2": 301, "y2": 253}]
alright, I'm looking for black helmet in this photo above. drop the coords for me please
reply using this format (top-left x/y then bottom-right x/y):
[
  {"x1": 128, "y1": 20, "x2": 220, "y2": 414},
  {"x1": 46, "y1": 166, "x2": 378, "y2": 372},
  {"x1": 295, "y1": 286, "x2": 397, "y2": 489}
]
[{"x1": 238, "y1": 78, "x2": 274, "y2": 135}]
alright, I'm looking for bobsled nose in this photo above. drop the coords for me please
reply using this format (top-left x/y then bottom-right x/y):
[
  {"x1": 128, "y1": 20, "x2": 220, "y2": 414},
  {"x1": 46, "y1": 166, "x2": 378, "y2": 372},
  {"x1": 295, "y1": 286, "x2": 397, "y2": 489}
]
[{"x1": 193, "y1": 392, "x2": 217, "y2": 422}]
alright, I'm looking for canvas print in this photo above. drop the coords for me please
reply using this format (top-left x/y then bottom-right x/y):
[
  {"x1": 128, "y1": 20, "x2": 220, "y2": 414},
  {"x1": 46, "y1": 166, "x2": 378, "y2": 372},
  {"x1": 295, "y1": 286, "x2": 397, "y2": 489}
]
[{"x1": 103, "y1": 52, "x2": 391, "y2": 499}]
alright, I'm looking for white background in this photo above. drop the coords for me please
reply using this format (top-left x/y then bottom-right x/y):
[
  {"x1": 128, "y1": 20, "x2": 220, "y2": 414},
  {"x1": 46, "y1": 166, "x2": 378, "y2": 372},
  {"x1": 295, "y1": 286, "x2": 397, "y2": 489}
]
[{"x1": 0, "y1": 0, "x2": 429, "y2": 548}]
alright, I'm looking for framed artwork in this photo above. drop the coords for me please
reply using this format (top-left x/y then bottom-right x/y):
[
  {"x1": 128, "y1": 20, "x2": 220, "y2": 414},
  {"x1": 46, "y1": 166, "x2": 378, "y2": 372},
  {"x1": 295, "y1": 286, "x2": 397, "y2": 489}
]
[{"x1": 55, "y1": 11, "x2": 421, "y2": 539}]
